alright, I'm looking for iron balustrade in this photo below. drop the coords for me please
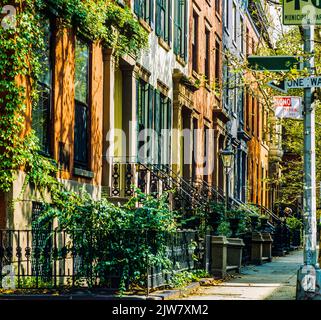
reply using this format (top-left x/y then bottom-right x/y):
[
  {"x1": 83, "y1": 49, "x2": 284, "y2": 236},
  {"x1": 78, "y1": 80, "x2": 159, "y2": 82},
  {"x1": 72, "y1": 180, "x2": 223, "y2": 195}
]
[{"x1": 0, "y1": 229, "x2": 204, "y2": 293}]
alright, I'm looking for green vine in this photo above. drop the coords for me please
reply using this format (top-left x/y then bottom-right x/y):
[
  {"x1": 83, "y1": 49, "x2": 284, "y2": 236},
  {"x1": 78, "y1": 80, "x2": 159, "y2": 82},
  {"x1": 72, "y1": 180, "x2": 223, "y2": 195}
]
[{"x1": 0, "y1": 0, "x2": 148, "y2": 195}]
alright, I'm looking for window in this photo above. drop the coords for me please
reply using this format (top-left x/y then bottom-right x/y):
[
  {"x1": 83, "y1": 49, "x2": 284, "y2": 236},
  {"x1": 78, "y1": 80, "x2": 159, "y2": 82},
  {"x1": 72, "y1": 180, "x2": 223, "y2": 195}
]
[
  {"x1": 257, "y1": 101, "x2": 260, "y2": 138},
  {"x1": 134, "y1": 0, "x2": 154, "y2": 27},
  {"x1": 215, "y1": 0, "x2": 220, "y2": 14},
  {"x1": 215, "y1": 39, "x2": 220, "y2": 85},
  {"x1": 233, "y1": 74, "x2": 238, "y2": 114},
  {"x1": 174, "y1": 0, "x2": 187, "y2": 60},
  {"x1": 251, "y1": 95, "x2": 255, "y2": 135},
  {"x1": 137, "y1": 79, "x2": 152, "y2": 162},
  {"x1": 246, "y1": 27, "x2": 250, "y2": 55},
  {"x1": 156, "y1": 0, "x2": 172, "y2": 44},
  {"x1": 32, "y1": 21, "x2": 52, "y2": 155},
  {"x1": 239, "y1": 87, "x2": 244, "y2": 124},
  {"x1": 224, "y1": 63, "x2": 229, "y2": 109},
  {"x1": 232, "y1": 2, "x2": 237, "y2": 42},
  {"x1": 224, "y1": 0, "x2": 229, "y2": 29},
  {"x1": 136, "y1": 80, "x2": 172, "y2": 165},
  {"x1": 240, "y1": 17, "x2": 244, "y2": 54},
  {"x1": 155, "y1": 91, "x2": 172, "y2": 165},
  {"x1": 192, "y1": 11, "x2": 199, "y2": 72},
  {"x1": 74, "y1": 38, "x2": 90, "y2": 169},
  {"x1": 205, "y1": 28, "x2": 211, "y2": 81},
  {"x1": 245, "y1": 86, "x2": 250, "y2": 130}
]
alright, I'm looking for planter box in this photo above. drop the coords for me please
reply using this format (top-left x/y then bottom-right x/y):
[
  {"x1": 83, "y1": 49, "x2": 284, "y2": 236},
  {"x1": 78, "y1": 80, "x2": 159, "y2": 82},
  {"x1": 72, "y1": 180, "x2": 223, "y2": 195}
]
[
  {"x1": 251, "y1": 232, "x2": 264, "y2": 265},
  {"x1": 227, "y1": 238, "x2": 245, "y2": 273},
  {"x1": 261, "y1": 232, "x2": 273, "y2": 262},
  {"x1": 210, "y1": 236, "x2": 244, "y2": 278}
]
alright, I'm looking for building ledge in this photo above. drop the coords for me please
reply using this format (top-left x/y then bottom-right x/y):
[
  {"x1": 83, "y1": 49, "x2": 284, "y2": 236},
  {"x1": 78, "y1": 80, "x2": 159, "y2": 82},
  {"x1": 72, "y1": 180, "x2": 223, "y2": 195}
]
[
  {"x1": 237, "y1": 129, "x2": 251, "y2": 142},
  {"x1": 74, "y1": 167, "x2": 94, "y2": 179},
  {"x1": 213, "y1": 107, "x2": 230, "y2": 124}
]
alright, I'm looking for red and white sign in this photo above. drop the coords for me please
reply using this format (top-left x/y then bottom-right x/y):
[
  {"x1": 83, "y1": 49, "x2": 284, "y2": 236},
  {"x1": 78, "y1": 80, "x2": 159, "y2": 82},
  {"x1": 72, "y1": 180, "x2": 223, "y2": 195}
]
[{"x1": 273, "y1": 96, "x2": 302, "y2": 119}]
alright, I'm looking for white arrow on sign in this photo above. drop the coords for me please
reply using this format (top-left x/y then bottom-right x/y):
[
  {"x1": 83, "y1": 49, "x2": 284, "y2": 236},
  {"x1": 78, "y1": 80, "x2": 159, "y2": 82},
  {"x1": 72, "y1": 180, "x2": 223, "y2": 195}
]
[{"x1": 268, "y1": 76, "x2": 321, "y2": 93}]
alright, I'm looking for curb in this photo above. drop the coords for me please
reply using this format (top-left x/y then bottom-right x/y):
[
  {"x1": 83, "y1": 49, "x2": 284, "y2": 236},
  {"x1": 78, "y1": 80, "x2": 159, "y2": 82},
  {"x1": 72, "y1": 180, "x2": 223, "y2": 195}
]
[{"x1": 147, "y1": 281, "x2": 201, "y2": 300}]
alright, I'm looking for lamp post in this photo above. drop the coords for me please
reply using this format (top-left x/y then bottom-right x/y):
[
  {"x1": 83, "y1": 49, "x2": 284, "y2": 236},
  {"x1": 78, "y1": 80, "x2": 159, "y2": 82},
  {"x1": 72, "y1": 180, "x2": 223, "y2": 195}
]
[{"x1": 220, "y1": 146, "x2": 235, "y2": 215}]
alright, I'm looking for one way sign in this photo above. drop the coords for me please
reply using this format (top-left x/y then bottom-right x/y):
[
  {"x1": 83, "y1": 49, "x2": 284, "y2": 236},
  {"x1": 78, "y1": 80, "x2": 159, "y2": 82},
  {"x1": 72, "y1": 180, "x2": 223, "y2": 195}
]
[{"x1": 268, "y1": 76, "x2": 321, "y2": 93}]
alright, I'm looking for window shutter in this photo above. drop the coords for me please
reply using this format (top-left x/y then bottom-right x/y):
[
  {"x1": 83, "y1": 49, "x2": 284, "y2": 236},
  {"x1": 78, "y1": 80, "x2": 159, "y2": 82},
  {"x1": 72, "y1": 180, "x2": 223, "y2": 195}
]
[
  {"x1": 134, "y1": 0, "x2": 140, "y2": 16},
  {"x1": 167, "y1": 98, "x2": 172, "y2": 166},
  {"x1": 168, "y1": 0, "x2": 172, "y2": 46},
  {"x1": 156, "y1": 0, "x2": 162, "y2": 36},
  {"x1": 150, "y1": 0, "x2": 155, "y2": 29},
  {"x1": 184, "y1": 0, "x2": 188, "y2": 60},
  {"x1": 148, "y1": 85, "x2": 154, "y2": 130}
]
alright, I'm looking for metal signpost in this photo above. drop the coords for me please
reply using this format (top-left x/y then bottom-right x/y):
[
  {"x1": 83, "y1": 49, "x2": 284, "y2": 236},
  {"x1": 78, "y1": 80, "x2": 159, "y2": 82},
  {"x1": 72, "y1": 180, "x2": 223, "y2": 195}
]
[{"x1": 282, "y1": 0, "x2": 320, "y2": 300}]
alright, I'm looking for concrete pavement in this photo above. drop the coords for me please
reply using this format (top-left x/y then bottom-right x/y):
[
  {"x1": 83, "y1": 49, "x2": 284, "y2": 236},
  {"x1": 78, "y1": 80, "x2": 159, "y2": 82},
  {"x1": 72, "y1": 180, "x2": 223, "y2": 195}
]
[{"x1": 180, "y1": 250, "x2": 303, "y2": 300}]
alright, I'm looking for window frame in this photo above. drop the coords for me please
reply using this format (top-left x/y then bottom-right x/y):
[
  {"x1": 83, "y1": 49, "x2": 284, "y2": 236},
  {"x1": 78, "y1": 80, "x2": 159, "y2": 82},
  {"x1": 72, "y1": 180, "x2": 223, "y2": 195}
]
[{"x1": 74, "y1": 37, "x2": 92, "y2": 170}]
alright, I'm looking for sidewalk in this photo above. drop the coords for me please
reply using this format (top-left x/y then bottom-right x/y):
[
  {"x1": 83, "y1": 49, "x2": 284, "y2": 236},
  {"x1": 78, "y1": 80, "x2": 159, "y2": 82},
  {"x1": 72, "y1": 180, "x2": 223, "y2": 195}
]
[{"x1": 179, "y1": 250, "x2": 303, "y2": 300}]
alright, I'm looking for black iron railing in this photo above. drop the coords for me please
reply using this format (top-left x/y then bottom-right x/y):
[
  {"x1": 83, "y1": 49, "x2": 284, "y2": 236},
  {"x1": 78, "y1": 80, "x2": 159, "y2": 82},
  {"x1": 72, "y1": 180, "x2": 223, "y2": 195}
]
[{"x1": 0, "y1": 229, "x2": 203, "y2": 293}]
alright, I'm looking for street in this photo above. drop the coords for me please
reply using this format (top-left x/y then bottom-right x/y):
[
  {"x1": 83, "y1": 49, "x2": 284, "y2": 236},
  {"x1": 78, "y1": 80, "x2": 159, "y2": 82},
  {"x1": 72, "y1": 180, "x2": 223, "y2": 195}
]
[{"x1": 180, "y1": 250, "x2": 303, "y2": 300}]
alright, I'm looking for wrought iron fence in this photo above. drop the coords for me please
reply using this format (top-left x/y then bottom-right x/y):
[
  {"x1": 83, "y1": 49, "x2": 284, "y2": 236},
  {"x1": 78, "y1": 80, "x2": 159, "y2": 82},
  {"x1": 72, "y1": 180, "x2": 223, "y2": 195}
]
[{"x1": 0, "y1": 229, "x2": 204, "y2": 293}]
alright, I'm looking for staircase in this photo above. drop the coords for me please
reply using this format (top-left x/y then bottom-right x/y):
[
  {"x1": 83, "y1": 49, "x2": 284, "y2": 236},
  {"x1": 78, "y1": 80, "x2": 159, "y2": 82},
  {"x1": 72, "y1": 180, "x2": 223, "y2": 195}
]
[{"x1": 107, "y1": 157, "x2": 281, "y2": 230}]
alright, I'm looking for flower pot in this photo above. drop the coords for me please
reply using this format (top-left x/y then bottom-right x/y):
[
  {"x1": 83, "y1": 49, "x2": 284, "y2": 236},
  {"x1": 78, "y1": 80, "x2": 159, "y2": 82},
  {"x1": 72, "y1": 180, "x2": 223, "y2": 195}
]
[
  {"x1": 229, "y1": 217, "x2": 241, "y2": 238},
  {"x1": 250, "y1": 215, "x2": 259, "y2": 232},
  {"x1": 260, "y1": 217, "x2": 269, "y2": 232}
]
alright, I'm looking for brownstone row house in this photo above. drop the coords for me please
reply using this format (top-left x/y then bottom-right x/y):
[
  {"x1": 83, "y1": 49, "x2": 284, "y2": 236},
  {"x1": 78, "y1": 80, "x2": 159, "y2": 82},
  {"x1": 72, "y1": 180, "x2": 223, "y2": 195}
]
[{"x1": 0, "y1": 0, "x2": 281, "y2": 230}]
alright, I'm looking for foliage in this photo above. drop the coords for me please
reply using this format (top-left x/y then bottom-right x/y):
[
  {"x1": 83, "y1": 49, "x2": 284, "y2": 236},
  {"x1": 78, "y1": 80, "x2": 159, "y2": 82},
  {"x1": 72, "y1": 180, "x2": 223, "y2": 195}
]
[
  {"x1": 0, "y1": 0, "x2": 148, "y2": 194},
  {"x1": 286, "y1": 216, "x2": 303, "y2": 231},
  {"x1": 217, "y1": 221, "x2": 232, "y2": 237},
  {"x1": 169, "y1": 269, "x2": 210, "y2": 289},
  {"x1": 37, "y1": 189, "x2": 179, "y2": 294}
]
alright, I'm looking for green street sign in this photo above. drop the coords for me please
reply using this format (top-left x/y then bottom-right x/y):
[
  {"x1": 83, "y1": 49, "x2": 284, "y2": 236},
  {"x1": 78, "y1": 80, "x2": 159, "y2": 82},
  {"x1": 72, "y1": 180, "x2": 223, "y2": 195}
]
[
  {"x1": 283, "y1": 0, "x2": 321, "y2": 25},
  {"x1": 247, "y1": 56, "x2": 302, "y2": 72}
]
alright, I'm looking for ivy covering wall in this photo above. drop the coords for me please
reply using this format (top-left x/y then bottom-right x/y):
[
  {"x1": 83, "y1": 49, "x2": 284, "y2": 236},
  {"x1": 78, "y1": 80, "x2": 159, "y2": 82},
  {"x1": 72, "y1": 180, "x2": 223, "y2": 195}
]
[{"x1": 0, "y1": 0, "x2": 148, "y2": 195}]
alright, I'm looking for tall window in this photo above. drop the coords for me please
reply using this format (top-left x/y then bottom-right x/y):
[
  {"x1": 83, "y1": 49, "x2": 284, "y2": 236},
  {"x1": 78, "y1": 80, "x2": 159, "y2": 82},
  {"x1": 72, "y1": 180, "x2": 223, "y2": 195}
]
[
  {"x1": 74, "y1": 38, "x2": 90, "y2": 169},
  {"x1": 137, "y1": 79, "x2": 152, "y2": 162},
  {"x1": 224, "y1": 0, "x2": 229, "y2": 29},
  {"x1": 156, "y1": 0, "x2": 171, "y2": 44},
  {"x1": 174, "y1": 0, "x2": 187, "y2": 60},
  {"x1": 155, "y1": 90, "x2": 172, "y2": 165},
  {"x1": 205, "y1": 28, "x2": 211, "y2": 80},
  {"x1": 232, "y1": 2, "x2": 237, "y2": 42},
  {"x1": 246, "y1": 27, "x2": 250, "y2": 55},
  {"x1": 192, "y1": 11, "x2": 199, "y2": 72},
  {"x1": 251, "y1": 95, "x2": 255, "y2": 135},
  {"x1": 215, "y1": 0, "x2": 220, "y2": 14},
  {"x1": 134, "y1": 0, "x2": 154, "y2": 27},
  {"x1": 215, "y1": 39, "x2": 220, "y2": 85},
  {"x1": 33, "y1": 21, "x2": 52, "y2": 155},
  {"x1": 240, "y1": 17, "x2": 244, "y2": 54}
]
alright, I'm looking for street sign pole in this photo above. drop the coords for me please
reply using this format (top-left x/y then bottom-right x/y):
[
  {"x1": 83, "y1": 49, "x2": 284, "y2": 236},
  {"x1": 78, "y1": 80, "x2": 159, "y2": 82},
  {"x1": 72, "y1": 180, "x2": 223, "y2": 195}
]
[
  {"x1": 296, "y1": 25, "x2": 320, "y2": 299},
  {"x1": 303, "y1": 26, "x2": 317, "y2": 267}
]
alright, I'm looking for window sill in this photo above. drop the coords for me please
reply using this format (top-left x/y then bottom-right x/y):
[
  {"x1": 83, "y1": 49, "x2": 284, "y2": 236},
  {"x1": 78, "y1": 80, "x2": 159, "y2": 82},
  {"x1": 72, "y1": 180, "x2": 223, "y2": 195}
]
[
  {"x1": 158, "y1": 37, "x2": 170, "y2": 52},
  {"x1": 74, "y1": 167, "x2": 94, "y2": 179},
  {"x1": 176, "y1": 54, "x2": 186, "y2": 67},
  {"x1": 139, "y1": 18, "x2": 152, "y2": 33}
]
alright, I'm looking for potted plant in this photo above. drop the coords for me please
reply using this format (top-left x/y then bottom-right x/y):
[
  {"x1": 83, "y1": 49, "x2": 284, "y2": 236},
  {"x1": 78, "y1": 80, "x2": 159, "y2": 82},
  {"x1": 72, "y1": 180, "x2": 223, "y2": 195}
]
[
  {"x1": 259, "y1": 215, "x2": 269, "y2": 231},
  {"x1": 227, "y1": 209, "x2": 244, "y2": 238},
  {"x1": 206, "y1": 202, "x2": 225, "y2": 235},
  {"x1": 249, "y1": 213, "x2": 259, "y2": 232}
]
